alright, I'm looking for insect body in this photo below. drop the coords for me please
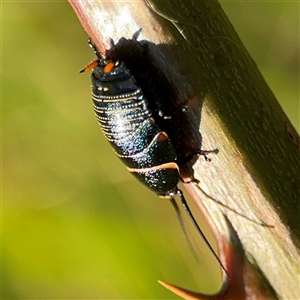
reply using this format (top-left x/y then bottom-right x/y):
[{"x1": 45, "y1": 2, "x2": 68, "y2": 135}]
[
  {"x1": 81, "y1": 38, "x2": 228, "y2": 277},
  {"x1": 91, "y1": 59, "x2": 180, "y2": 198}
]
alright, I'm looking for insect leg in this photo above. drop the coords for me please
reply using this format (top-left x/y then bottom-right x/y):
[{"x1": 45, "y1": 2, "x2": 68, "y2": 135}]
[
  {"x1": 87, "y1": 38, "x2": 105, "y2": 59},
  {"x1": 180, "y1": 149, "x2": 219, "y2": 166}
]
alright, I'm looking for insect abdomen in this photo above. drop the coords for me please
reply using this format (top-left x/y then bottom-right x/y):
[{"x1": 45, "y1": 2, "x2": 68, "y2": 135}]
[{"x1": 91, "y1": 61, "x2": 179, "y2": 196}]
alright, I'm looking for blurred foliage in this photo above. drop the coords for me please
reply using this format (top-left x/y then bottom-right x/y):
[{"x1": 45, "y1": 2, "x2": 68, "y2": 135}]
[{"x1": 2, "y1": 1, "x2": 298, "y2": 299}]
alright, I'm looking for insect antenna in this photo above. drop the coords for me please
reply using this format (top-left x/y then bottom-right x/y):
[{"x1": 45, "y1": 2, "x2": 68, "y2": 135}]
[
  {"x1": 193, "y1": 181, "x2": 273, "y2": 228},
  {"x1": 175, "y1": 189, "x2": 230, "y2": 279},
  {"x1": 186, "y1": 151, "x2": 273, "y2": 227},
  {"x1": 169, "y1": 196, "x2": 200, "y2": 263}
]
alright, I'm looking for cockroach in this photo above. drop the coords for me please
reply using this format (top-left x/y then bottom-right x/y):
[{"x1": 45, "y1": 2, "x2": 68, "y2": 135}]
[{"x1": 80, "y1": 38, "x2": 228, "y2": 277}]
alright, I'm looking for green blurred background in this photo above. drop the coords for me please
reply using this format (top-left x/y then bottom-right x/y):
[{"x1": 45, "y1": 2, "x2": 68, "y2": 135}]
[{"x1": 2, "y1": 1, "x2": 299, "y2": 299}]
